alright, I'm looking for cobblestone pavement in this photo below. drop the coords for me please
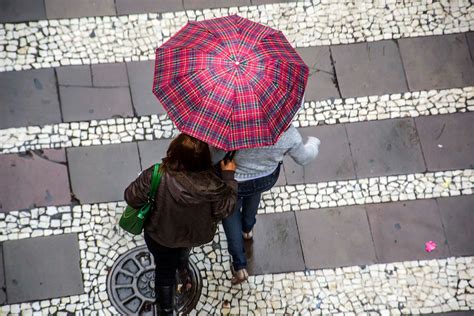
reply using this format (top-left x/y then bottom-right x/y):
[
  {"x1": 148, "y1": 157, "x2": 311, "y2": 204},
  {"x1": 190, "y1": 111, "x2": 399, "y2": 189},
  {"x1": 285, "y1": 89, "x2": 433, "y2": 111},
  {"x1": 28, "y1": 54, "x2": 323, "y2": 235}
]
[{"x1": 1, "y1": 0, "x2": 474, "y2": 315}]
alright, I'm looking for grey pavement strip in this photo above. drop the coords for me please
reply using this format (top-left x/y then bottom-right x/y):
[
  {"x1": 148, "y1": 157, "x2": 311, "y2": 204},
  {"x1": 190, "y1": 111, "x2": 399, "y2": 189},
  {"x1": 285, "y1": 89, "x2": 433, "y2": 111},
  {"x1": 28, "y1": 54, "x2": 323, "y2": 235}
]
[
  {"x1": 3, "y1": 234, "x2": 84, "y2": 304},
  {"x1": 0, "y1": 86, "x2": 473, "y2": 154},
  {"x1": 0, "y1": 199, "x2": 474, "y2": 314},
  {"x1": 0, "y1": 0, "x2": 473, "y2": 72}
]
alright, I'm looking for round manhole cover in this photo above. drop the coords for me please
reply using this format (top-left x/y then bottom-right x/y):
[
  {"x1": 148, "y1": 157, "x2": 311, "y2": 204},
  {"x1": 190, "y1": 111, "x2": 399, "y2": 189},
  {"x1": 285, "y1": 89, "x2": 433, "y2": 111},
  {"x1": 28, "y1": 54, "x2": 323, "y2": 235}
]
[{"x1": 107, "y1": 245, "x2": 202, "y2": 315}]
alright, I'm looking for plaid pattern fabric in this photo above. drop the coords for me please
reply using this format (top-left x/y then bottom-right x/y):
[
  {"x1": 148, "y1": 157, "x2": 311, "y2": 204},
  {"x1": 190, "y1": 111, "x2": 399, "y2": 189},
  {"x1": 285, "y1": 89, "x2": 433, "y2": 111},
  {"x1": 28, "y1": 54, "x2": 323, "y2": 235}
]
[{"x1": 153, "y1": 15, "x2": 309, "y2": 151}]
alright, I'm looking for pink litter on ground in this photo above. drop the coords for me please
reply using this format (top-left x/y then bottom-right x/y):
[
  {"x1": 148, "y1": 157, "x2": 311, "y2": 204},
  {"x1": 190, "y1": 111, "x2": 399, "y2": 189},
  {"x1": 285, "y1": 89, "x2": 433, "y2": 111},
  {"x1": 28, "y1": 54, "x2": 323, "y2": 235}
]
[{"x1": 425, "y1": 240, "x2": 437, "y2": 252}]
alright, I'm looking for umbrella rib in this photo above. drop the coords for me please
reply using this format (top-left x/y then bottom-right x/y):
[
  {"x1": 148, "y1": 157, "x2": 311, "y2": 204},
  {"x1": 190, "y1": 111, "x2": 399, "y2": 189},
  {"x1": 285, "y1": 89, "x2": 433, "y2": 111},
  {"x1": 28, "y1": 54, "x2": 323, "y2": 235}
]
[
  {"x1": 155, "y1": 54, "x2": 233, "y2": 92},
  {"x1": 247, "y1": 70, "x2": 299, "y2": 137},
  {"x1": 158, "y1": 44, "x2": 219, "y2": 55},
  {"x1": 262, "y1": 59, "x2": 306, "y2": 91},
  {"x1": 243, "y1": 52, "x2": 308, "y2": 69},
  {"x1": 155, "y1": 68, "x2": 209, "y2": 123},
  {"x1": 240, "y1": 61, "x2": 286, "y2": 93},
  {"x1": 251, "y1": 84, "x2": 274, "y2": 141},
  {"x1": 157, "y1": 46, "x2": 228, "y2": 65},
  {"x1": 233, "y1": 17, "x2": 279, "y2": 62},
  {"x1": 187, "y1": 22, "x2": 238, "y2": 61},
  {"x1": 241, "y1": 31, "x2": 307, "y2": 66},
  {"x1": 156, "y1": 63, "x2": 237, "y2": 132},
  {"x1": 187, "y1": 74, "x2": 232, "y2": 145}
]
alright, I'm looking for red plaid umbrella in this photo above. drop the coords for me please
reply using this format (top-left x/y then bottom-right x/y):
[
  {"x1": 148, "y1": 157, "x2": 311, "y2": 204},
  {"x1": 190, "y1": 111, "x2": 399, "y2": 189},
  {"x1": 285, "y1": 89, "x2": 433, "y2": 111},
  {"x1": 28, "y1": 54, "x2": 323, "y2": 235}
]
[{"x1": 153, "y1": 15, "x2": 308, "y2": 151}]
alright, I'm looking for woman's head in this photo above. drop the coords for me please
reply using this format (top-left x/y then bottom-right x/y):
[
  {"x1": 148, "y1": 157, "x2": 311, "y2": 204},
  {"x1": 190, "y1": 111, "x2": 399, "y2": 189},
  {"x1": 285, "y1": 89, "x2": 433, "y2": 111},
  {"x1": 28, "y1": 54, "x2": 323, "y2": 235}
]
[{"x1": 162, "y1": 133, "x2": 212, "y2": 172}]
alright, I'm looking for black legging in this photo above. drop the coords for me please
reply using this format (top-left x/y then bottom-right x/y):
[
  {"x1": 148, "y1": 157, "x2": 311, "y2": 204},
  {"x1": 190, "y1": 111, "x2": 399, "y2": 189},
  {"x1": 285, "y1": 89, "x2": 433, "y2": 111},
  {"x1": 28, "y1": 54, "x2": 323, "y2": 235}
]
[{"x1": 144, "y1": 233, "x2": 191, "y2": 287}]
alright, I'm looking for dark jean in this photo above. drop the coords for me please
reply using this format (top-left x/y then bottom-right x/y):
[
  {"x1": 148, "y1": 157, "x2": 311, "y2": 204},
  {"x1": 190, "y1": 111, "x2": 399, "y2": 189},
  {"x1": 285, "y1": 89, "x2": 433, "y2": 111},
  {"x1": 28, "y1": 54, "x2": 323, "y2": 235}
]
[
  {"x1": 144, "y1": 233, "x2": 191, "y2": 287},
  {"x1": 222, "y1": 163, "x2": 281, "y2": 271}
]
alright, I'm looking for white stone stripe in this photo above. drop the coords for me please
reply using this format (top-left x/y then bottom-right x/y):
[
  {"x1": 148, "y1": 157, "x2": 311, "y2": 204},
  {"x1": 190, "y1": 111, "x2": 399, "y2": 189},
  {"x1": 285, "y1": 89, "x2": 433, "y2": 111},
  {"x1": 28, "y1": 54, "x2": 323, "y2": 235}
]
[
  {"x1": 259, "y1": 169, "x2": 474, "y2": 214},
  {"x1": 1, "y1": 169, "x2": 473, "y2": 242},
  {"x1": 0, "y1": 0, "x2": 473, "y2": 72},
  {"x1": 0, "y1": 86, "x2": 473, "y2": 155},
  {"x1": 0, "y1": 201, "x2": 473, "y2": 314}
]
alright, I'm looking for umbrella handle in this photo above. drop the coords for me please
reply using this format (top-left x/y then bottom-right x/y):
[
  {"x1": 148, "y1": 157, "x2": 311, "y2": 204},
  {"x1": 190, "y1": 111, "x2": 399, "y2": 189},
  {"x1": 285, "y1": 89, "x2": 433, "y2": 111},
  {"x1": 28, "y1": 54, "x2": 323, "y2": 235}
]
[{"x1": 223, "y1": 150, "x2": 236, "y2": 163}]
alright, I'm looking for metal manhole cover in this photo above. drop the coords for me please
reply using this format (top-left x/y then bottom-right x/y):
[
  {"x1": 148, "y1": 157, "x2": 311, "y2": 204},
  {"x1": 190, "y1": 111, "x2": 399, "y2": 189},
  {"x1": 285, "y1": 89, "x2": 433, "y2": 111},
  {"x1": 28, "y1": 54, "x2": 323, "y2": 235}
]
[{"x1": 107, "y1": 245, "x2": 202, "y2": 315}]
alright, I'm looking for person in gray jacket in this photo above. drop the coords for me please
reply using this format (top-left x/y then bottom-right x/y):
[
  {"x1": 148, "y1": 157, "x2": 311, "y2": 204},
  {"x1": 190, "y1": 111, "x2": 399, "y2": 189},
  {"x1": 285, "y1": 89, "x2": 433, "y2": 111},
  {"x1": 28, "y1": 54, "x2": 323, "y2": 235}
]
[{"x1": 211, "y1": 125, "x2": 320, "y2": 284}]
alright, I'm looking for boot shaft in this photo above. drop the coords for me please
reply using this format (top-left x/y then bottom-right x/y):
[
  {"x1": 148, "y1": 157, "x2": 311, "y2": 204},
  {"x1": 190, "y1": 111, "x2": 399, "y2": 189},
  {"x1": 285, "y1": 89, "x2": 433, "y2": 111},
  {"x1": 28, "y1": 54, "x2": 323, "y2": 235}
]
[{"x1": 156, "y1": 285, "x2": 176, "y2": 316}]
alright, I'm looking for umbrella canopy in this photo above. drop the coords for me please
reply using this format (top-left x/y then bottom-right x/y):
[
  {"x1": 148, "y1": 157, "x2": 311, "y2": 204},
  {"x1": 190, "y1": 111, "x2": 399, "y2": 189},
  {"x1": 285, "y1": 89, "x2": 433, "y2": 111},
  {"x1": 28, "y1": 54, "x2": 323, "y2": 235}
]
[{"x1": 153, "y1": 15, "x2": 308, "y2": 151}]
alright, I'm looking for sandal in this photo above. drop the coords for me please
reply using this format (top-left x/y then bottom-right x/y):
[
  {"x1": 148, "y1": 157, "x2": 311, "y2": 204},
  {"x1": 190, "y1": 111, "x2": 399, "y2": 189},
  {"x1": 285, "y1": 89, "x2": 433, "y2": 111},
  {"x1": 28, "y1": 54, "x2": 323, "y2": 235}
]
[
  {"x1": 242, "y1": 230, "x2": 253, "y2": 240},
  {"x1": 231, "y1": 268, "x2": 249, "y2": 285}
]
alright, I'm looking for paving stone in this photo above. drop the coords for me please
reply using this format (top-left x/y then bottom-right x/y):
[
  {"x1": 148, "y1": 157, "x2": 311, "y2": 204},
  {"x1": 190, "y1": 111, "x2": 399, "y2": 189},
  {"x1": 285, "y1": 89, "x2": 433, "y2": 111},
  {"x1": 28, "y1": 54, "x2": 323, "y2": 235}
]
[
  {"x1": 0, "y1": 244, "x2": 5, "y2": 305},
  {"x1": 399, "y1": 34, "x2": 474, "y2": 91},
  {"x1": 437, "y1": 195, "x2": 474, "y2": 257},
  {"x1": 0, "y1": 69, "x2": 61, "y2": 129},
  {"x1": 115, "y1": 0, "x2": 184, "y2": 15},
  {"x1": 0, "y1": 150, "x2": 71, "y2": 213},
  {"x1": 331, "y1": 40, "x2": 408, "y2": 97},
  {"x1": 303, "y1": 125, "x2": 356, "y2": 182},
  {"x1": 246, "y1": 212, "x2": 305, "y2": 275},
  {"x1": 91, "y1": 63, "x2": 129, "y2": 87},
  {"x1": 45, "y1": 0, "x2": 116, "y2": 19},
  {"x1": 284, "y1": 125, "x2": 355, "y2": 184},
  {"x1": 296, "y1": 206, "x2": 376, "y2": 269},
  {"x1": 59, "y1": 86, "x2": 133, "y2": 122},
  {"x1": 183, "y1": 0, "x2": 251, "y2": 10},
  {"x1": 0, "y1": 0, "x2": 46, "y2": 22},
  {"x1": 126, "y1": 61, "x2": 166, "y2": 116},
  {"x1": 346, "y1": 118, "x2": 426, "y2": 178},
  {"x1": 67, "y1": 143, "x2": 141, "y2": 204},
  {"x1": 416, "y1": 111, "x2": 474, "y2": 171},
  {"x1": 3, "y1": 234, "x2": 83, "y2": 304},
  {"x1": 56, "y1": 65, "x2": 92, "y2": 86},
  {"x1": 137, "y1": 139, "x2": 172, "y2": 170},
  {"x1": 366, "y1": 200, "x2": 450, "y2": 263},
  {"x1": 467, "y1": 32, "x2": 474, "y2": 62},
  {"x1": 296, "y1": 46, "x2": 340, "y2": 101}
]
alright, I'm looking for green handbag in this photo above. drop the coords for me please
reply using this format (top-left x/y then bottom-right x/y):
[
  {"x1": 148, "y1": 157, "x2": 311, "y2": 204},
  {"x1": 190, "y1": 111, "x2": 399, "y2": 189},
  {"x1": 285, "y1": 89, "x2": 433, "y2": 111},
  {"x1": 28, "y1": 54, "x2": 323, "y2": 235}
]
[{"x1": 119, "y1": 164, "x2": 162, "y2": 235}]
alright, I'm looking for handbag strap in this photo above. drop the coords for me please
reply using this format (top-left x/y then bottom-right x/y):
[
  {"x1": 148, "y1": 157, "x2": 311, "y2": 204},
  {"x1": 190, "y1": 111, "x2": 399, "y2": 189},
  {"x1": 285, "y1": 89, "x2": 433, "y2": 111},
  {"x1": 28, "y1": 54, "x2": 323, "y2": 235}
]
[{"x1": 148, "y1": 163, "x2": 161, "y2": 203}]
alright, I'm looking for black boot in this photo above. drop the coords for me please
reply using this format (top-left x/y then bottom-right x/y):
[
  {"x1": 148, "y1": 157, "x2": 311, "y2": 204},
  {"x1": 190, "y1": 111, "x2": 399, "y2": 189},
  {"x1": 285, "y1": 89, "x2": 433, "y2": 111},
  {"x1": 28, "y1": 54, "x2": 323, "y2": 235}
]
[{"x1": 156, "y1": 285, "x2": 176, "y2": 316}]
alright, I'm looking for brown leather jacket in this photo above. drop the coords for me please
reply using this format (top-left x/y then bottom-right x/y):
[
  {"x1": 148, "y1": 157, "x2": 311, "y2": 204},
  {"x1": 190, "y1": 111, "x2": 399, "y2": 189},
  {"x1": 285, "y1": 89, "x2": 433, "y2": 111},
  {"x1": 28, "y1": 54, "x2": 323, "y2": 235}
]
[{"x1": 124, "y1": 166, "x2": 237, "y2": 248}]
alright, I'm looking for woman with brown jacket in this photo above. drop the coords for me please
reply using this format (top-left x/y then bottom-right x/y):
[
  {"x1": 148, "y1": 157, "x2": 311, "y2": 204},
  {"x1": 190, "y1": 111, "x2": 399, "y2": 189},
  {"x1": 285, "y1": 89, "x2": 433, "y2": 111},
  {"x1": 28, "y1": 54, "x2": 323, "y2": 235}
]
[{"x1": 124, "y1": 134, "x2": 237, "y2": 315}]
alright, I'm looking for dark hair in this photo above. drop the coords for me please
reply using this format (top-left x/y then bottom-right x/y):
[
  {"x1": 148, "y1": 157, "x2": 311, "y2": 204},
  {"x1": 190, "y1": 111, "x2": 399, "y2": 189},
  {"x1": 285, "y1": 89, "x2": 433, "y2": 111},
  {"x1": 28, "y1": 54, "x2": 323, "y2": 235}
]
[{"x1": 161, "y1": 133, "x2": 212, "y2": 172}]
